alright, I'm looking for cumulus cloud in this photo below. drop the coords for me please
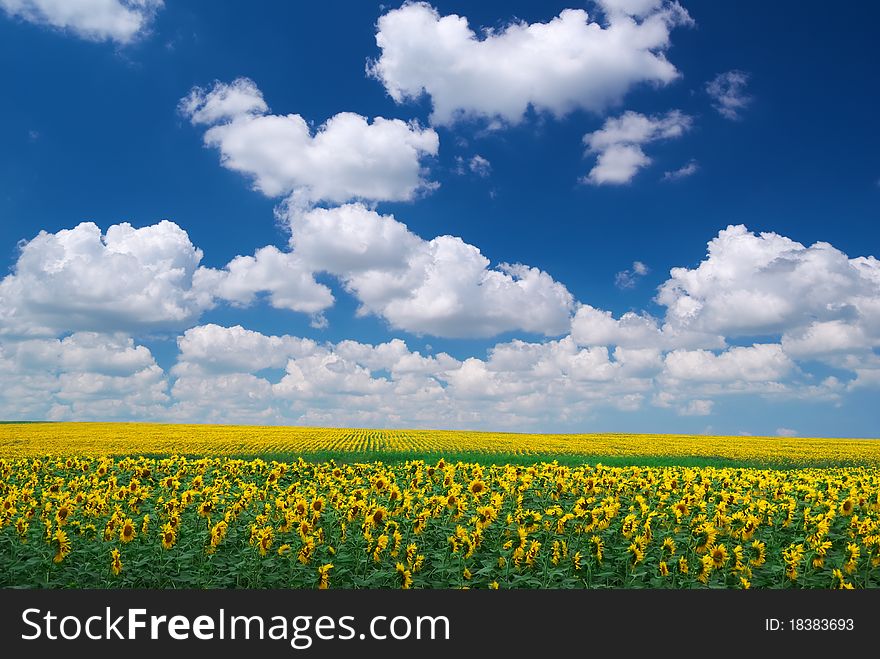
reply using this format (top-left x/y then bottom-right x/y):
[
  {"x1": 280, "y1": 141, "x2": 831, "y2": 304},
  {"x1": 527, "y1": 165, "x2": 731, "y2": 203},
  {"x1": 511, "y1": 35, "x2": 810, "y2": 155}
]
[
  {"x1": 368, "y1": 1, "x2": 692, "y2": 126},
  {"x1": 0, "y1": 221, "x2": 213, "y2": 336},
  {"x1": 706, "y1": 70, "x2": 751, "y2": 120},
  {"x1": 168, "y1": 324, "x2": 655, "y2": 427},
  {"x1": 286, "y1": 203, "x2": 575, "y2": 337},
  {"x1": 0, "y1": 333, "x2": 167, "y2": 421},
  {"x1": 583, "y1": 110, "x2": 692, "y2": 184},
  {"x1": 656, "y1": 225, "x2": 880, "y2": 351},
  {"x1": 1, "y1": 217, "x2": 877, "y2": 427},
  {"x1": 194, "y1": 246, "x2": 333, "y2": 327},
  {"x1": 663, "y1": 344, "x2": 795, "y2": 382},
  {"x1": 180, "y1": 78, "x2": 439, "y2": 204},
  {"x1": 0, "y1": 0, "x2": 162, "y2": 43}
]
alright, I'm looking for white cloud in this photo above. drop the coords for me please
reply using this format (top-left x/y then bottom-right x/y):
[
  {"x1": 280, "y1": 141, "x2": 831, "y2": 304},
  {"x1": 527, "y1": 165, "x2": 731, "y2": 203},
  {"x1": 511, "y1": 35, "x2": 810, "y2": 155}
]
[
  {"x1": 2, "y1": 216, "x2": 877, "y2": 427},
  {"x1": 663, "y1": 344, "x2": 795, "y2": 383},
  {"x1": 615, "y1": 260, "x2": 649, "y2": 288},
  {"x1": 583, "y1": 110, "x2": 692, "y2": 184},
  {"x1": 656, "y1": 225, "x2": 880, "y2": 348},
  {"x1": 180, "y1": 78, "x2": 439, "y2": 204},
  {"x1": 570, "y1": 304, "x2": 723, "y2": 350},
  {"x1": 662, "y1": 159, "x2": 698, "y2": 180},
  {"x1": 706, "y1": 70, "x2": 751, "y2": 120},
  {"x1": 776, "y1": 427, "x2": 797, "y2": 437},
  {"x1": 679, "y1": 399, "x2": 713, "y2": 416},
  {"x1": 468, "y1": 154, "x2": 491, "y2": 177},
  {"x1": 0, "y1": 221, "x2": 213, "y2": 336},
  {"x1": 0, "y1": 332, "x2": 167, "y2": 421},
  {"x1": 179, "y1": 77, "x2": 268, "y2": 125},
  {"x1": 195, "y1": 245, "x2": 333, "y2": 326},
  {"x1": 287, "y1": 203, "x2": 575, "y2": 338},
  {"x1": 0, "y1": 0, "x2": 162, "y2": 43},
  {"x1": 168, "y1": 324, "x2": 656, "y2": 428},
  {"x1": 368, "y1": 1, "x2": 692, "y2": 126},
  {"x1": 173, "y1": 324, "x2": 318, "y2": 375}
]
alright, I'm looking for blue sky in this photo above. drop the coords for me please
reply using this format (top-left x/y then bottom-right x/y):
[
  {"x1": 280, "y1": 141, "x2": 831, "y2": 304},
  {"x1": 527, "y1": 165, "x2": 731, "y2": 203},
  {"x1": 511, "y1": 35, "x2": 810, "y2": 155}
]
[{"x1": 0, "y1": 0, "x2": 878, "y2": 436}]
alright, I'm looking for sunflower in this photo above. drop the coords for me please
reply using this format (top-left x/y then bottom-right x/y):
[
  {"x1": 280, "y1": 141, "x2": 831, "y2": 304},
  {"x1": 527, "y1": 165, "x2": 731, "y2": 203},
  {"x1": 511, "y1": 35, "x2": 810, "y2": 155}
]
[
  {"x1": 832, "y1": 568, "x2": 854, "y2": 589},
  {"x1": 697, "y1": 555, "x2": 714, "y2": 584},
  {"x1": 658, "y1": 561, "x2": 670, "y2": 577},
  {"x1": 396, "y1": 562, "x2": 413, "y2": 589},
  {"x1": 844, "y1": 543, "x2": 860, "y2": 574},
  {"x1": 468, "y1": 480, "x2": 486, "y2": 496},
  {"x1": 52, "y1": 528, "x2": 71, "y2": 563},
  {"x1": 54, "y1": 503, "x2": 71, "y2": 526},
  {"x1": 110, "y1": 548, "x2": 122, "y2": 576},
  {"x1": 590, "y1": 536, "x2": 604, "y2": 563},
  {"x1": 710, "y1": 544, "x2": 729, "y2": 569},
  {"x1": 370, "y1": 507, "x2": 387, "y2": 527},
  {"x1": 119, "y1": 518, "x2": 136, "y2": 543},
  {"x1": 317, "y1": 563, "x2": 333, "y2": 589},
  {"x1": 160, "y1": 522, "x2": 176, "y2": 550},
  {"x1": 661, "y1": 537, "x2": 676, "y2": 557},
  {"x1": 840, "y1": 498, "x2": 855, "y2": 516},
  {"x1": 749, "y1": 540, "x2": 766, "y2": 567}
]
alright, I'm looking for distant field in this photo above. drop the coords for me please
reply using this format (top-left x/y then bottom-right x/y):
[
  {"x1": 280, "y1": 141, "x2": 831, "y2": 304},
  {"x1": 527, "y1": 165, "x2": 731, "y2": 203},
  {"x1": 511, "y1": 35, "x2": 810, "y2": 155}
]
[
  {"x1": 0, "y1": 422, "x2": 878, "y2": 467},
  {"x1": 3, "y1": 423, "x2": 880, "y2": 589}
]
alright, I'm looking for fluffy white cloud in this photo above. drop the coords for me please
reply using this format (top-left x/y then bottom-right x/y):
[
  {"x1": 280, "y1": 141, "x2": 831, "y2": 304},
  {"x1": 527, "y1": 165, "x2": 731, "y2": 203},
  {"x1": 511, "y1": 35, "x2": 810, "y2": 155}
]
[
  {"x1": 368, "y1": 1, "x2": 692, "y2": 126},
  {"x1": 663, "y1": 344, "x2": 795, "y2": 382},
  {"x1": 2, "y1": 217, "x2": 877, "y2": 428},
  {"x1": 168, "y1": 324, "x2": 656, "y2": 428},
  {"x1": 0, "y1": 0, "x2": 162, "y2": 43},
  {"x1": 195, "y1": 246, "x2": 333, "y2": 326},
  {"x1": 583, "y1": 110, "x2": 692, "y2": 184},
  {"x1": 570, "y1": 304, "x2": 724, "y2": 350},
  {"x1": 656, "y1": 225, "x2": 880, "y2": 348},
  {"x1": 173, "y1": 324, "x2": 318, "y2": 375},
  {"x1": 0, "y1": 333, "x2": 167, "y2": 421},
  {"x1": 0, "y1": 221, "x2": 213, "y2": 336},
  {"x1": 287, "y1": 203, "x2": 575, "y2": 337},
  {"x1": 706, "y1": 70, "x2": 751, "y2": 120},
  {"x1": 180, "y1": 78, "x2": 439, "y2": 204}
]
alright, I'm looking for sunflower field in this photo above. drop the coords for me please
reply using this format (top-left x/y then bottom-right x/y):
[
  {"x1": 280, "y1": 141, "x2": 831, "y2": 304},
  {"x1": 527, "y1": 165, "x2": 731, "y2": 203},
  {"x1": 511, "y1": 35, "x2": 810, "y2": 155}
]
[{"x1": 1, "y1": 453, "x2": 879, "y2": 589}]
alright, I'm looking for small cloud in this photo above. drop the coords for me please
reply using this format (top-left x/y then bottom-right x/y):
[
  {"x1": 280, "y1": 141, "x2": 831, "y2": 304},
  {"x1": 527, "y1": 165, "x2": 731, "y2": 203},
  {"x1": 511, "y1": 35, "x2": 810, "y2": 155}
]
[
  {"x1": 679, "y1": 399, "x2": 714, "y2": 416},
  {"x1": 776, "y1": 427, "x2": 798, "y2": 437},
  {"x1": 706, "y1": 70, "x2": 752, "y2": 120},
  {"x1": 455, "y1": 154, "x2": 492, "y2": 178},
  {"x1": 662, "y1": 159, "x2": 698, "y2": 181},
  {"x1": 582, "y1": 110, "x2": 692, "y2": 185},
  {"x1": 469, "y1": 155, "x2": 491, "y2": 177},
  {"x1": 615, "y1": 260, "x2": 649, "y2": 289},
  {"x1": 28, "y1": 130, "x2": 40, "y2": 141}
]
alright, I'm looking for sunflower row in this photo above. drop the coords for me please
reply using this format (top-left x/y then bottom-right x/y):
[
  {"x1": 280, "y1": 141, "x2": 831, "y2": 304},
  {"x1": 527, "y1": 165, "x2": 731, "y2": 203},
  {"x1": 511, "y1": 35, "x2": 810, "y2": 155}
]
[
  {"x1": 2, "y1": 423, "x2": 880, "y2": 465},
  {"x1": 1, "y1": 456, "x2": 879, "y2": 588}
]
